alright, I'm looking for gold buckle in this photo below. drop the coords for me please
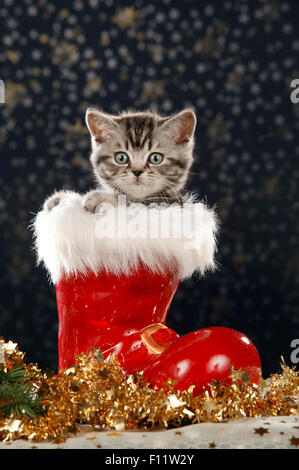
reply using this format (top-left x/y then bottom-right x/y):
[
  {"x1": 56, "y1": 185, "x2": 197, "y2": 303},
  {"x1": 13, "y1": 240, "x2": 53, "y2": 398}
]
[{"x1": 140, "y1": 323, "x2": 172, "y2": 355}]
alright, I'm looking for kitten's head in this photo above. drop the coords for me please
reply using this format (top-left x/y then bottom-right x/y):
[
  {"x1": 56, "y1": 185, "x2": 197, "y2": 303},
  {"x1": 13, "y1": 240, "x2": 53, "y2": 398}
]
[{"x1": 85, "y1": 107, "x2": 197, "y2": 201}]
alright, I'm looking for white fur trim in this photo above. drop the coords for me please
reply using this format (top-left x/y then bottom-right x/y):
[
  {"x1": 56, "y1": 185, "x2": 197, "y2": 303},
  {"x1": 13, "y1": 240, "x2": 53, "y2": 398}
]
[{"x1": 33, "y1": 191, "x2": 218, "y2": 283}]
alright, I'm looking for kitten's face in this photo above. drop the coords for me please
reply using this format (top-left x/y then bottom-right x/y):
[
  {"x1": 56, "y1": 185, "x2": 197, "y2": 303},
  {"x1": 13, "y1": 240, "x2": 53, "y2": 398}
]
[{"x1": 86, "y1": 108, "x2": 196, "y2": 201}]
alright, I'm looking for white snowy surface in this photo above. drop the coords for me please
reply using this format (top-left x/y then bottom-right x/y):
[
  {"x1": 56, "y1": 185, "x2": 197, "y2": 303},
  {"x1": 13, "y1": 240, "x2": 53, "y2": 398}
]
[{"x1": 0, "y1": 416, "x2": 298, "y2": 449}]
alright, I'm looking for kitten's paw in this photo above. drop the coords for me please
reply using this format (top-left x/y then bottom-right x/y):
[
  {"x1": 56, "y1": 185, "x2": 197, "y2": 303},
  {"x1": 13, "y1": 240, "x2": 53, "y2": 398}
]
[
  {"x1": 83, "y1": 191, "x2": 117, "y2": 213},
  {"x1": 43, "y1": 193, "x2": 62, "y2": 212}
]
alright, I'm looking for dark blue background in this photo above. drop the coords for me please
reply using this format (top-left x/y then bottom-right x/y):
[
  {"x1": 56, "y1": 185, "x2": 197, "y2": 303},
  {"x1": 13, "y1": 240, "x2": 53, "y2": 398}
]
[{"x1": 0, "y1": 0, "x2": 298, "y2": 377}]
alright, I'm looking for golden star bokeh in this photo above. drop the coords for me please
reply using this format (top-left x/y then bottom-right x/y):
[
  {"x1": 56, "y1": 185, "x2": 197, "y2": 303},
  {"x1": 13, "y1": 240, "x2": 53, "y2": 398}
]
[{"x1": 112, "y1": 7, "x2": 143, "y2": 30}]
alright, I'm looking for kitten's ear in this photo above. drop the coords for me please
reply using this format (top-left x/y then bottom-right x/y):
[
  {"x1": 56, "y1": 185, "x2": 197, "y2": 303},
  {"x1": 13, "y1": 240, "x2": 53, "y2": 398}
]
[
  {"x1": 160, "y1": 108, "x2": 197, "y2": 145},
  {"x1": 86, "y1": 108, "x2": 119, "y2": 144}
]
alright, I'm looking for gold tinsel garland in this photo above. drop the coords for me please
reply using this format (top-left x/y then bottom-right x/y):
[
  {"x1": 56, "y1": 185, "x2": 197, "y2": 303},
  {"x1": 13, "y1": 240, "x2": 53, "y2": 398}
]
[{"x1": 0, "y1": 338, "x2": 298, "y2": 443}]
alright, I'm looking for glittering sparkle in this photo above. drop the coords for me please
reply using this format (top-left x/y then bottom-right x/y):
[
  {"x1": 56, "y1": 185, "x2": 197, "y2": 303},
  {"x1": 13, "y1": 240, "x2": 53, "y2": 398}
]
[
  {"x1": 0, "y1": 340, "x2": 298, "y2": 443},
  {"x1": 112, "y1": 7, "x2": 143, "y2": 30}
]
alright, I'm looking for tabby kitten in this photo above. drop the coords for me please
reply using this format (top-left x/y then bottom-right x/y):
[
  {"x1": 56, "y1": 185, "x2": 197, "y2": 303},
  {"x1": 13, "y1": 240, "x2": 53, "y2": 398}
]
[{"x1": 44, "y1": 107, "x2": 196, "y2": 212}]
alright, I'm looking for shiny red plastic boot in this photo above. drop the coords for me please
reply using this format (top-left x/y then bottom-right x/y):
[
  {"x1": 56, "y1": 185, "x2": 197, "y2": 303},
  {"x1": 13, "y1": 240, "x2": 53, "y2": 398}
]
[
  {"x1": 55, "y1": 267, "x2": 262, "y2": 395},
  {"x1": 55, "y1": 267, "x2": 180, "y2": 371}
]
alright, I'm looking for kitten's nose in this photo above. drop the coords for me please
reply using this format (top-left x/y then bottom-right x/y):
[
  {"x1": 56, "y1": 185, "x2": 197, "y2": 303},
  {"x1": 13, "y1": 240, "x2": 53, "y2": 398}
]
[{"x1": 132, "y1": 170, "x2": 143, "y2": 177}]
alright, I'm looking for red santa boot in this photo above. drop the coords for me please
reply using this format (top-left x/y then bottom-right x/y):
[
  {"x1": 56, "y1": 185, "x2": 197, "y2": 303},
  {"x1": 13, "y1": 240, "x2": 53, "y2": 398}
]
[
  {"x1": 34, "y1": 191, "x2": 261, "y2": 394},
  {"x1": 55, "y1": 267, "x2": 180, "y2": 371}
]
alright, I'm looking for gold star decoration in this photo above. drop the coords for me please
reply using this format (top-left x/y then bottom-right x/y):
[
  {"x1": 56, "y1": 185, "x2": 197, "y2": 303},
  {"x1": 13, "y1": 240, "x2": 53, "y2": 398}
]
[
  {"x1": 112, "y1": 7, "x2": 143, "y2": 30},
  {"x1": 149, "y1": 44, "x2": 166, "y2": 62},
  {"x1": 65, "y1": 118, "x2": 89, "y2": 141},
  {"x1": 100, "y1": 32, "x2": 110, "y2": 46},
  {"x1": 254, "y1": 427, "x2": 269, "y2": 436},
  {"x1": 229, "y1": 365, "x2": 251, "y2": 384},
  {"x1": 141, "y1": 81, "x2": 166, "y2": 101},
  {"x1": 3, "y1": 340, "x2": 18, "y2": 355},
  {"x1": 203, "y1": 398, "x2": 222, "y2": 417},
  {"x1": 52, "y1": 40, "x2": 78, "y2": 66},
  {"x1": 290, "y1": 436, "x2": 299, "y2": 447},
  {"x1": 5, "y1": 50, "x2": 20, "y2": 64},
  {"x1": 194, "y1": 33, "x2": 218, "y2": 57},
  {"x1": 207, "y1": 113, "x2": 229, "y2": 140},
  {"x1": 4, "y1": 81, "x2": 26, "y2": 110},
  {"x1": 39, "y1": 34, "x2": 49, "y2": 44},
  {"x1": 259, "y1": 377, "x2": 269, "y2": 391},
  {"x1": 86, "y1": 77, "x2": 102, "y2": 93},
  {"x1": 0, "y1": 341, "x2": 298, "y2": 443},
  {"x1": 59, "y1": 8, "x2": 69, "y2": 19}
]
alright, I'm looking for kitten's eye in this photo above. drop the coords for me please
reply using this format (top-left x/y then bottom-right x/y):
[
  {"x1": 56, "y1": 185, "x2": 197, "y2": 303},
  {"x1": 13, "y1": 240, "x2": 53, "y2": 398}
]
[
  {"x1": 115, "y1": 152, "x2": 129, "y2": 164},
  {"x1": 148, "y1": 152, "x2": 164, "y2": 165}
]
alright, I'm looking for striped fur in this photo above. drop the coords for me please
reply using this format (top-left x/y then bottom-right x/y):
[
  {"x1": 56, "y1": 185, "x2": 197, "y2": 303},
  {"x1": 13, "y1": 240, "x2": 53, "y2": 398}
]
[{"x1": 86, "y1": 108, "x2": 197, "y2": 202}]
